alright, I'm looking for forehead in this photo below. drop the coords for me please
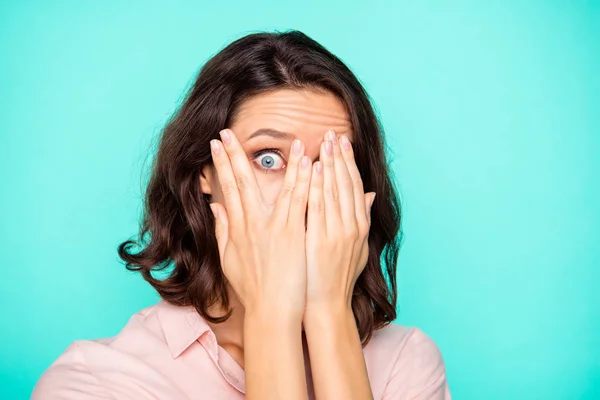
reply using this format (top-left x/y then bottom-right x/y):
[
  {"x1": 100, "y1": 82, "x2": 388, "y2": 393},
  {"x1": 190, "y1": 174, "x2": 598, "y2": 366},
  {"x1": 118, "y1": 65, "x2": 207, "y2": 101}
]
[{"x1": 229, "y1": 88, "x2": 353, "y2": 146}]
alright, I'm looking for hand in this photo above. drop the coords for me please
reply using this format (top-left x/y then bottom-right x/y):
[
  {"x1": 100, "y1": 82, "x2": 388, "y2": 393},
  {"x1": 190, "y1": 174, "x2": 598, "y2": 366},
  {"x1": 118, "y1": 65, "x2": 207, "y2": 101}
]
[
  {"x1": 305, "y1": 129, "x2": 376, "y2": 312},
  {"x1": 209, "y1": 129, "x2": 312, "y2": 320}
]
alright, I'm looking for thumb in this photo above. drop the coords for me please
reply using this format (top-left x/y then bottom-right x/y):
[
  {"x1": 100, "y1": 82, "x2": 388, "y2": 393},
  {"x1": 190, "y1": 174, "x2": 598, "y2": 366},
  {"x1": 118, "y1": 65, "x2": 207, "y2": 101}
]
[
  {"x1": 364, "y1": 192, "x2": 376, "y2": 227},
  {"x1": 209, "y1": 203, "x2": 228, "y2": 258}
]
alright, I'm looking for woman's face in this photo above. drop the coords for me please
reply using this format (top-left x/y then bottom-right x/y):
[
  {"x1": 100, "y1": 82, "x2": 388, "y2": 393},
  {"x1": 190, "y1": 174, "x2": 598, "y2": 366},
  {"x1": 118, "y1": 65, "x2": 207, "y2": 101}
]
[{"x1": 200, "y1": 88, "x2": 353, "y2": 208}]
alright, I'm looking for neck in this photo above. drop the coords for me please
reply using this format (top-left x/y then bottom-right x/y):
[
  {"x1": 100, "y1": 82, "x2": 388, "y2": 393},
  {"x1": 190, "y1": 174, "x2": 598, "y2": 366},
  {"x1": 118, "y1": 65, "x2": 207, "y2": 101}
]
[
  {"x1": 205, "y1": 286, "x2": 307, "y2": 350},
  {"x1": 206, "y1": 286, "x2": 246, "y2": 348}
]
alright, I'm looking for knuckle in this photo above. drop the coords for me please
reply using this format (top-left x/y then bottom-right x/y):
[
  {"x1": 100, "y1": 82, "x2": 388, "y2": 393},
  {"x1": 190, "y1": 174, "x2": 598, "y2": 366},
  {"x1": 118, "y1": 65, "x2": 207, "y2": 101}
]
[
  {"x1": 357, "y1": 221, "x2": 370, "y2": 237},
  {"x1": 292, "y1": 193, "x2": 306, "y2": 206},
  {"x1": 344, "y1": 226, "x2": 359, "y2": 240},
  {"x1": 355, "y1": 178, "x2": 364, "y2": 191},
  {"x1": 235, "y1": 175, "x2": 247, "y2": 191},
  {"x1": 329, "y1": 188, "x2": 339, "y2": 202},
  {"x1": 220, "y1": 181, "x2": 237, "y2": 195},
  {"x1": 280, "y1": 183, "x2": 295, "y2": 198},
  {"x1": 357, "y1": 219, "x2": 370, "y2": 231},
  {"x1": 310, "y1": 200, "x2": 325, "y2": 214},
  {"x1": 343, "y1": 177, "x2": 354, "y2": 190}
]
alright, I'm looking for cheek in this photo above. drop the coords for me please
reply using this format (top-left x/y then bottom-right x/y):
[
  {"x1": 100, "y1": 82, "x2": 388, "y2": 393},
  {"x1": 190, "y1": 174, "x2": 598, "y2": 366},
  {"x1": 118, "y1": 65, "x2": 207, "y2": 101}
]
[
  {"x1": 254, "y1": 173, "x2": 285, "y2": 206},
  {"x1": 214, "y1": 173, "x2": 285, "y2": 207}
]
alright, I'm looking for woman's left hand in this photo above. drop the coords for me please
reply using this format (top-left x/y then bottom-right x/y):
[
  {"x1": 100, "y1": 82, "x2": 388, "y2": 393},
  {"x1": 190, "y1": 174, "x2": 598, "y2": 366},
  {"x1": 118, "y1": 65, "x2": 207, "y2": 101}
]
[{"x1": 305, "y1": 129, "x2": 376, "y2": 313}]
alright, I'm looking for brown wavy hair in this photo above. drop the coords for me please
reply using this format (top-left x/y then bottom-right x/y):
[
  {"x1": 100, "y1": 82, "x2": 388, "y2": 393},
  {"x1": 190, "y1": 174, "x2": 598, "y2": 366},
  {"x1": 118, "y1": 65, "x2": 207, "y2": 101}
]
[{"x1": 118, "y1": 30, "x2": 403, "y2": 346}]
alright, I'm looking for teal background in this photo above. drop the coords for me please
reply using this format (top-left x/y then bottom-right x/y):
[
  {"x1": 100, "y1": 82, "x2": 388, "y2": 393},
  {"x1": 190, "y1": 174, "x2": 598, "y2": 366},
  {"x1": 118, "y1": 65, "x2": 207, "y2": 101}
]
[{"x1": 1, "y1": 1, "x2": 598, "y2": 399}]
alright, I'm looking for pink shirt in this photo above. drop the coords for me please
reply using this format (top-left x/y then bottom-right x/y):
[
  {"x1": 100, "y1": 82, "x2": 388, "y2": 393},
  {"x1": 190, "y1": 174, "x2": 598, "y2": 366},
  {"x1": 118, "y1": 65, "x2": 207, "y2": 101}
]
[{"x1": 32, "y1": 300, "x2": 451, "y2": 399}]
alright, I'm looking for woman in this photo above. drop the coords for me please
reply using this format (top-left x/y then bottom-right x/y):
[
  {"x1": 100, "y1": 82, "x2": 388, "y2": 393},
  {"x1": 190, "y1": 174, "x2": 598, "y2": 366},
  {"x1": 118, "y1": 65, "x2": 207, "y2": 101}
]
[{"x1": 33, "y1": 30, "x2": 451, "y2": 399}]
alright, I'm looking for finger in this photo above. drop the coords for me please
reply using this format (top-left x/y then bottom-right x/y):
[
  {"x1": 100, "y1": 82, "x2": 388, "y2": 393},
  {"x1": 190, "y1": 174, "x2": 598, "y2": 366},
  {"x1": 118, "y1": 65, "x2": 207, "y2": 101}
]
[
  {"x1": 327, "y1": 130, "x2": 355, "y2": 225},
  {"x1": 320, "y1": 137, "x2": 342, "y2": 232},
  {"x1": 210, "y1": 138, "x2": 243, "y2": 223},
  {"x1": 287, "y1": 155, "x2": 312, "y2": 227},
  {"x1": 339, "y1": 134, "x2": 368, "y2": 228},
  {"x1": 364, "y1": 192, "x2": 376, "y2": 228},
  {"x1": 218, "y1": 129, "x2": 262, "y2": 213},
  {"x1": 272, "y1": 139, "x2": 304, "y2": 225},
  {"x1": 307, "y1": 161, "x2": 325, "y2": 231},
  {"x1": 210, "y1": 202, "x2": 229, "y2": 261}
]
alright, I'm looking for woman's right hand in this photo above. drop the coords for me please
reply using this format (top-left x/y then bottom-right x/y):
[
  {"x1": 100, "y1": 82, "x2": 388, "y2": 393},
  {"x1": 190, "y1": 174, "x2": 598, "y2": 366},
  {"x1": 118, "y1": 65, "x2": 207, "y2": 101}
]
[{"x1": 208, "y1": 128, "x2": 312, "y2": 322}]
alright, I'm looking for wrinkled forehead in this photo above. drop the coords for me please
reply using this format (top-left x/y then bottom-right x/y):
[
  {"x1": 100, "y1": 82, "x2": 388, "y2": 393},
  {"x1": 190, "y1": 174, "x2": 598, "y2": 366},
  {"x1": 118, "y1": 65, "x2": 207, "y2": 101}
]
[{"x1": 230, "y1": 88, "x2": 353, "y2": 155}]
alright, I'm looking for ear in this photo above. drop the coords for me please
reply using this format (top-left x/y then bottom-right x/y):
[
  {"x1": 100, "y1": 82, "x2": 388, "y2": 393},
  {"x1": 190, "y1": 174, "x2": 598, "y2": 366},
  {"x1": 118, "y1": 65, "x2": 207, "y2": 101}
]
[{"x1": 200, "y1": 164, "x2": 215, "y2": 196}]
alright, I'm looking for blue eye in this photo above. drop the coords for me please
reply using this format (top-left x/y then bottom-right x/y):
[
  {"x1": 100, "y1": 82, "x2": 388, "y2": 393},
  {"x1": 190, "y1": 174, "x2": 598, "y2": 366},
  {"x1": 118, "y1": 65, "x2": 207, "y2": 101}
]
[{"x1": 253, "y1": 149, "x2": 286, "y2": 172}]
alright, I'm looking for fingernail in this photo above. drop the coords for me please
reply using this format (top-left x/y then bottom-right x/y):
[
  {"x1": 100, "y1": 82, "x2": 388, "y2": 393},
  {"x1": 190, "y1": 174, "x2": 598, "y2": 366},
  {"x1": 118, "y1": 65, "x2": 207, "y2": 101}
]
[
  {"x1": 314, "y1": 161, "x2": 323, "y2": 174},
  {"x1": 331, "y1": 133, "x2": 338, "y2": 144},
  {"x1": 341, "y1": 134, "x2": 351, "y2": 149},
  {"x1": 219, "y1": 129, "x2": 231, "y2": 144},
  {"x1": 326, "y1": 129, "x2": 335, "y2": 141},
  {"x1": 211, "y1": 140, "x2": 222, "y2": 155},
  {"x1": 293, "y1": 139, "x2": 302, "y2": 155},
  {"x1": 301, "y1": 156, "x2": 309, "y2": 169},
  {"x1": 325, "y1": 141, "x2": 333, "y2": 155},
  {"x1": 209, "y1": 203, "x2": 218, "y2": 218}
]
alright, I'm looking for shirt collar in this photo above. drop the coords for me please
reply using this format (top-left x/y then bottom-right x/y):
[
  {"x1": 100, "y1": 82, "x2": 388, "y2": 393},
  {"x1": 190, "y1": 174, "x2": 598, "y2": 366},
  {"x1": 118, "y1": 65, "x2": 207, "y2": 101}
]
[{"x1": 156, "y1": 300, "x2": 214, "y2": 358}]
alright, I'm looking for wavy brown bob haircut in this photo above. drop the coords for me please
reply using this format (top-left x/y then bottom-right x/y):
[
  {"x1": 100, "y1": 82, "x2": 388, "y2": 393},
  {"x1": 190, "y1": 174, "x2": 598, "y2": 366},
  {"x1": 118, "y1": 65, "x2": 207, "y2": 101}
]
[{"x1": 118, "y1": 30, "x2": 403, "y2": 345}]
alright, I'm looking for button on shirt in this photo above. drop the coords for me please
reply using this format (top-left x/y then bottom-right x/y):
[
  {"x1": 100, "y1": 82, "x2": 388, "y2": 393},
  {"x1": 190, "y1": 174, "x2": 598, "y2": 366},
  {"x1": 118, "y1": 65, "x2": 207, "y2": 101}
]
[{"x1": 32, "y1": 300, "x2": 451, "y2": 399}]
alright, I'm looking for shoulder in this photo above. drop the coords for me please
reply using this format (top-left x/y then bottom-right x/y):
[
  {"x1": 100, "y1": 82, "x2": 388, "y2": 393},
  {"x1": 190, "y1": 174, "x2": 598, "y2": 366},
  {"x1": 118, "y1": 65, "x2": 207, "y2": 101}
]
[
  {"x1": 32, "y1": 303, "x2": 174, "y2": 399},
  {"x1": 31, "y1": 341, "x2": 112, "y2": 399},
  {"x1": 365, "y1": 324, "x2": 451, "y2": 399},
  {"x1": 366, "y1": 323, "x2": 445, "y2": 366}
]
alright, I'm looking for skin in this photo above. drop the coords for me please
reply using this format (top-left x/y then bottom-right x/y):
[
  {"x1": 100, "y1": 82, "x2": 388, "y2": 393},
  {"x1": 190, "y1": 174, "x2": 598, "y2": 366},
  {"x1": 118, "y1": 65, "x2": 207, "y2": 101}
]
[{"x1": 200, "y1": 88, "x2": 376, "y2": 399}]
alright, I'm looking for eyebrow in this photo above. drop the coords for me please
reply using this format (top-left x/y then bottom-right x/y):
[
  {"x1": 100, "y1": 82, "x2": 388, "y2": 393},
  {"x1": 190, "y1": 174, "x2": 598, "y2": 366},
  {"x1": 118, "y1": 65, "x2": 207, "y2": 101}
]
[{"x1": 244, "y1": 128, "x2": 298, "y2": 142}]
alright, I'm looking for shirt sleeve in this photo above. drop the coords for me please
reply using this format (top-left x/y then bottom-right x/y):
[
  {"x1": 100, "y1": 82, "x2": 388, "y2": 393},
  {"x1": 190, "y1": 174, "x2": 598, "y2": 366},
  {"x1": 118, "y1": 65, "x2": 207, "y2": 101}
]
[
  {"x1": 31, "y1": 343, "x2": 116, "y2": 399},
  {"x1": 381, "y1": 327, "x2": 451, "y2": 400}
]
